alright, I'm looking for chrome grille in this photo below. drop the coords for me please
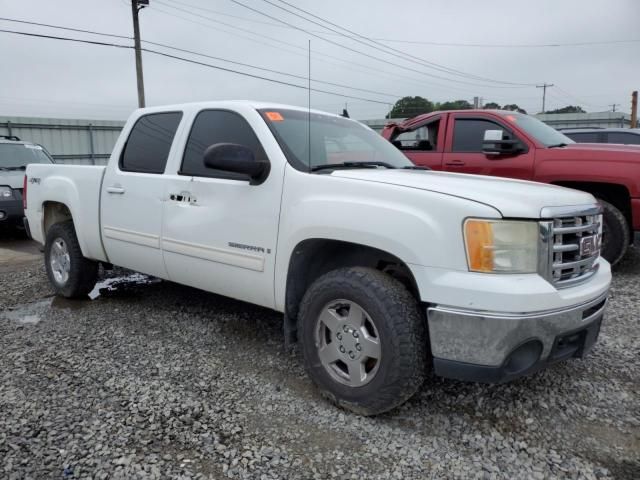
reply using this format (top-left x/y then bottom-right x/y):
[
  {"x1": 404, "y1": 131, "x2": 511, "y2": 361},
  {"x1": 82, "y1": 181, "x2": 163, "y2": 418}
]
[{"x1": 539, "y1": 205, "x2": 602, "y2": 289}]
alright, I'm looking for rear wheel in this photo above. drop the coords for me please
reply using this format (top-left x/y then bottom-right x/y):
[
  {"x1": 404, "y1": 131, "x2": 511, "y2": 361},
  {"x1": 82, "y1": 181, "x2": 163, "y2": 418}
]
[
  {"x1": 298, "y1": 267, "x2": 427, "y2": 415},
  {"x1": 598, "y1": 199, "x2": 629, "y2": 266},
  {"x1": 45, "y1": 221, "x2": 98, "y2": 298}
]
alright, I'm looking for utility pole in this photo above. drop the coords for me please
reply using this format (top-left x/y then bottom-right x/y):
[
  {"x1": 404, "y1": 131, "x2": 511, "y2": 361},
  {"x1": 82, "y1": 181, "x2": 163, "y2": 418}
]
[
  {"x1": 609, "y1": 103, "x2": 620, "y2": 112},
  {"x1": 536, "y1": 83, "x2": 554, "y2": 113},
  {"x1": 631, "y1": 91, "x2": 638, "y2": 128},
  {"x1": 131, "y1": 0, "x2": 149, "y2": 108}
]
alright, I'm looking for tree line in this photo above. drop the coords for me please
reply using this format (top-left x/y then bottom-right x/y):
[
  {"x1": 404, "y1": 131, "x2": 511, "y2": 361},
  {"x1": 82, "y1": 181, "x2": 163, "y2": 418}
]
[{"x1": 386, "y1": 96, "x2": 586, "y2": 118}]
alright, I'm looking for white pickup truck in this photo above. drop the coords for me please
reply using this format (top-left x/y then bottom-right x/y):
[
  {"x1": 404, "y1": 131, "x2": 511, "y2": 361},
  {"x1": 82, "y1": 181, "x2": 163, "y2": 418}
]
[{"x1": 25, "y1": 101, "x2": 611, "y2": 414}]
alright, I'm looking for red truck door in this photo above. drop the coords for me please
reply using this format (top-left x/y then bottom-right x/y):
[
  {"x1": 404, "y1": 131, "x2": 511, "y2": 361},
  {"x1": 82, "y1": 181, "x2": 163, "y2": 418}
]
[
  {"x1": 390, "y1": 115, "x2": 445, "y2": 170},
  {"x1": 442, "y1": 112, "x2": 535, "y2": 180}
]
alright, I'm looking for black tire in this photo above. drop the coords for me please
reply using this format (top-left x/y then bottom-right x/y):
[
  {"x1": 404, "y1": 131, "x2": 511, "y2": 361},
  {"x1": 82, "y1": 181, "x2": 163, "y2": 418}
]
[
  {"x1": 44, "y1": 221, "x2": 98, "y2": 298},
  {"x1": 298, "y1": 267, "x2": 427, "y2": 415},
  {"x1": 598, "y1": 199, "x2": 629, "y2": 266}
]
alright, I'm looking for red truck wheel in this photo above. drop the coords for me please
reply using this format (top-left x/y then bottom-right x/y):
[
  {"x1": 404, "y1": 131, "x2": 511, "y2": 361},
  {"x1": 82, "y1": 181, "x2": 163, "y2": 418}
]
[{"x1": 598, "y1": 199, "x2": 629, "y2": 266}]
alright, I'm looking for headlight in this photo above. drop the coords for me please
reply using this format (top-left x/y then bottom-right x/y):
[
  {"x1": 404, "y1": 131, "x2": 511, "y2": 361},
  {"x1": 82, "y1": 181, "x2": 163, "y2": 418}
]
[
  {"x1": 0, "y1": 186, "x2": 14, "y2": 200},
  {"x1": 464, "y1": 219, "x2": 538, "y2": 273}
]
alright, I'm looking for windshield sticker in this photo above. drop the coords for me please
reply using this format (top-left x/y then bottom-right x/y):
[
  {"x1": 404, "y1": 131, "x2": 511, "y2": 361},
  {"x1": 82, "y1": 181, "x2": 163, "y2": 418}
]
[
  {"x1": 265, "y1": 111, "x2": 284, "y2": 122},
  {"x1": 24, "y1": 144, "x2": 43, "y2": 150}
]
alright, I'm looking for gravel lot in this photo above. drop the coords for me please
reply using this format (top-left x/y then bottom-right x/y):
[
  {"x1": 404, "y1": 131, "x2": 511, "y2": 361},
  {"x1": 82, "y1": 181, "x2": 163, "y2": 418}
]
[{"x1": 0, "y1": 234, "x2": 638, "y2": 479}]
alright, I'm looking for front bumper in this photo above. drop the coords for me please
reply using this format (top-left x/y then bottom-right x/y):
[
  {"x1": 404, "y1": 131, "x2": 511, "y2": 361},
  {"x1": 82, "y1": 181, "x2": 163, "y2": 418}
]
[{"x1": 427, "y1": 292, "x2": 607, "y2": 383}]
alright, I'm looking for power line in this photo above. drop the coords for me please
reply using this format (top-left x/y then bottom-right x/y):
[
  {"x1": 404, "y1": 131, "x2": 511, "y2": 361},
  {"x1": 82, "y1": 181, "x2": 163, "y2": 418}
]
[
  {"x1": 365, "y1": 38, "x2": 640, "y2": 48},
  {"x1": 1, "y1": 15, "x2": 600, "y2": 113},
  {"x1": 0, "y1": 16, "x2": 401, "y2": 99},
  {"x1": 0, "y1": 16, "x2": 132, "y2": 40},
  {"x1": 225, "y1": 0, "x2": 533, "y2": 89},
  {"x1": 1, "y1": 10, "x2": 473, "y2": 101},
  {"x1": 160, "y1": 0, "x2": 639, "y2": 50},
  {"x1": 265, "y1": 0, "x2": 535, "y2": 86},
  {"x1": 0, "y1": 28, "x2": 132, "y2": 49},
  {"x1": 143, "y1": 39, "x2": 401, "y2": 98},
  {"x1": 0, "y1": 28, "x2": 394, "y2": 106},
  {"x1": 150, "y1": 2, "x2": 517, "y2": 97},
  {"x1": 140, "y1": 48, "x2": 394, "y2": 105}
]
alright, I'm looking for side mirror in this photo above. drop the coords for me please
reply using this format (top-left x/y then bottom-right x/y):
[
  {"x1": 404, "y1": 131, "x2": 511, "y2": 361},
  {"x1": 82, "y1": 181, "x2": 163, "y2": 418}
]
[
  {"x1": 203, "y1": 143, "x2": 269, "y2": 185},
  {"x1": 482, "y1": 130, "x2": 524, "y2": 156}
]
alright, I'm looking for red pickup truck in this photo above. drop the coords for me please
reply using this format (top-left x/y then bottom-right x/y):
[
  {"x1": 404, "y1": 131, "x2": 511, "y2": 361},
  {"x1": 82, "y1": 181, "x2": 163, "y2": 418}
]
[{"x1": 382, "y1": 110, "x2": 640, "y2": 265}]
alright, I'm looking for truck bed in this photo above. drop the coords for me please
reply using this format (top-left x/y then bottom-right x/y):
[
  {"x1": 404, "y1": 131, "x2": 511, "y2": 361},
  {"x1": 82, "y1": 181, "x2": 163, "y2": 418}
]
[{"x1": 25, "y1": 164, "x2": 108, "y2": 262}]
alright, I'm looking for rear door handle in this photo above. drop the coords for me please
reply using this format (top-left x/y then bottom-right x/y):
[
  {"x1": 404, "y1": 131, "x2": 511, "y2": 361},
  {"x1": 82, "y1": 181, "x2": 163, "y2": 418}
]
[
  {"x1": 445, "y1": 160, "x2": 466, "y2": 166},
  {"x1": 106, "y1": 186, "x2": 125, "y2": 194}
]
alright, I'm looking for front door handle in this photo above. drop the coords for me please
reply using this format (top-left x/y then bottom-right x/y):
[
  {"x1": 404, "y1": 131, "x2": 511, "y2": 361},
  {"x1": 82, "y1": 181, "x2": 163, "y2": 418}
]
[
  {"x1": 106, "y1": 186, "x2": 125, "y2": 194},
  {"x1": 445, "y1": 160, "x2": 466, "y2": 167},
  {"x1": 169, "y1": 192, "x2": 197, "y2": 204}
]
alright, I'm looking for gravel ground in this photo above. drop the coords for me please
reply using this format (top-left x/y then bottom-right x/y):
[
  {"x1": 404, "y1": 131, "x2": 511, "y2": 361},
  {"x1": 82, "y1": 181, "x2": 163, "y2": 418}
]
[{"x1": 0, "y1": 240, "x2": 638, "y2": 479}]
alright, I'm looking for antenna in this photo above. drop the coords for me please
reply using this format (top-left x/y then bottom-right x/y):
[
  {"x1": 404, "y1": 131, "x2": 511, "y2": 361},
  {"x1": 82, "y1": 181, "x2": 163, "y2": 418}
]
[{"x1": 307, "y1": 39, "x2": 311, "y2": 171}]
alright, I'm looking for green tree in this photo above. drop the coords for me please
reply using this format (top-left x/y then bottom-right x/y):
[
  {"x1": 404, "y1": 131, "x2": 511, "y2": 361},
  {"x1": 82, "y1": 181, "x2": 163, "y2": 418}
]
[
  {"x1": 545, "y1": 105, "x2": 585, "y2": 114},
  {"x1": 387, "y1": 96, "x2": 434, "y2": 118},
  {"x1": 483, "y1": 102, "x2": 501, "y2": 109},
  {"x1": 503, "y1": 104, "x2": 527, "y2": 114},
  {"x1": 436, "y1": 99, "x2": 473, "y2": 110}
]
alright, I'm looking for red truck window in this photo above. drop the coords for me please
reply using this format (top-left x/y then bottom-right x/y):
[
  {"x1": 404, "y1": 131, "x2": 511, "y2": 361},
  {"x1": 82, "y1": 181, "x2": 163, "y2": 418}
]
[
  {"x1": 393, "y1": 118, "x2": 441, "y2": 152},
  {"x1": 452, "y1": 119, "x2": 508, "y2": 152}
]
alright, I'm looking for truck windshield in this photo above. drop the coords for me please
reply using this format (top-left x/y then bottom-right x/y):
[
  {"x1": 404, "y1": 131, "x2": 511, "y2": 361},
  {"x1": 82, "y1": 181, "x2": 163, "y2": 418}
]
[
  {"x1": 502, "y1": 112, "x2": 575, "y2": 147},
  {"x1": 259, "y1": 108, "x2": 413, "y2": 171},
  {"x1": 0, "y1": 143, "x2": 54, "y2": 169}
]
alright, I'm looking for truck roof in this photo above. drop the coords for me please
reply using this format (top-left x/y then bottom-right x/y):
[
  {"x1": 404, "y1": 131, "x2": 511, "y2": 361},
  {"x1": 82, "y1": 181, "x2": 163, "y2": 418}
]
[
  {"x1": 386, "y1": 109, "x2": 521, "y2": 130},
  {"x1": 132, "y1": 100, "x2": 351, "y2": 120}
]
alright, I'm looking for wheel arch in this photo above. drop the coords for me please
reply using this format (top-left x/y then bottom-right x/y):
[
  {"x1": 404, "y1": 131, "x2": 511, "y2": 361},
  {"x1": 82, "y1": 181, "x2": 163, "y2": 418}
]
[
  {"x1": 42, "y1": 201, "x2": 74, "y2": 237},
  {"x1": 551, "y1": 181, "x2": 633, "y2": 240},
  {"x1": 283, "y1": 238, "x2": 421, "y2": 343}
]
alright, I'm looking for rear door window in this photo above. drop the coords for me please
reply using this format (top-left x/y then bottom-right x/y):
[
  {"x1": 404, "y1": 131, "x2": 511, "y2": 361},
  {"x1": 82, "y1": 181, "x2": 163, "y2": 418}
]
[
  {"x1": 120, "y1": 112, "x2": 182, "y2": 173},
  {"x1": 394, "y1": 118, "x2": 440, "y2": 151}
]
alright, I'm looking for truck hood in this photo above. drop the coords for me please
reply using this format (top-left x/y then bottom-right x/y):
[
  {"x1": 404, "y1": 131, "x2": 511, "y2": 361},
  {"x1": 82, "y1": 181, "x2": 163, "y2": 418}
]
[
  {"x1": 0, "y1": 170, "x2": 25, "y2": 189},
  {"x1": 562, "y1": 143, "x2": 640, "y2": 157},
  {"x1": 330, "y1": 169, "x2": 595, "y2": 218}
]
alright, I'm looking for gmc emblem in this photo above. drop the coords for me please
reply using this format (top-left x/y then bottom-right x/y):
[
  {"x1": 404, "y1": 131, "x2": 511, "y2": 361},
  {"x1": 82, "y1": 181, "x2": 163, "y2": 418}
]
[{"x1": 580, "y1": 235, "x2": 598, "y2": 257}]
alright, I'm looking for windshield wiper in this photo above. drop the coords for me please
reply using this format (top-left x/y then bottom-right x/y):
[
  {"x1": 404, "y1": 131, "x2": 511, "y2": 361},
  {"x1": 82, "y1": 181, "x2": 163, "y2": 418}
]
[
  {"x1": 311, "y1": 161, "x2": 397, "y2": 172},
  {"x1": 547, "y1": 143, "x2": 568, "y2": 148},
  {"x1": 0, "y1": 165, "x2": 26, "y2": 170},
  {"x1": 402, "y1": 165, "x2": 431, "y2": 170}
]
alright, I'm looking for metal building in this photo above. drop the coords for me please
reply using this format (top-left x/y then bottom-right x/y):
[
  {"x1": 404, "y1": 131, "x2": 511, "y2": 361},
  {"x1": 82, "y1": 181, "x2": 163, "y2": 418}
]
[
  {"x1": 0, "y1": 116, "x2": 125, "y2": 165},
  {"x1": 534, "y1": 111, "x2": 632, "y2": 129}
]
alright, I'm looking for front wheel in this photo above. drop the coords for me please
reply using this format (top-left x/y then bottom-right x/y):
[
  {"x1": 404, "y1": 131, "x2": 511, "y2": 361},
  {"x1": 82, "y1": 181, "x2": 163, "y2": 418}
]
[
  {"x1": 598, "y1": 199, "x2": 630, "y2": 266},
  {"x1": 298, "y1": 267, "x2": 427, "y2": 415},
  {"x1": 45, "y1": 221, "x2": 98, "y2": 298}
]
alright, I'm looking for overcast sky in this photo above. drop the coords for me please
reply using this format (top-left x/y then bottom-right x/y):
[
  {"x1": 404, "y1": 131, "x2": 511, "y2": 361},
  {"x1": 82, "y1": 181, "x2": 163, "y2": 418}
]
[{"x1": 1, "y1": 0, "x2": 639, "y2": 121}]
